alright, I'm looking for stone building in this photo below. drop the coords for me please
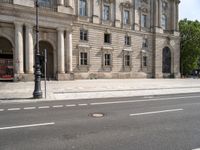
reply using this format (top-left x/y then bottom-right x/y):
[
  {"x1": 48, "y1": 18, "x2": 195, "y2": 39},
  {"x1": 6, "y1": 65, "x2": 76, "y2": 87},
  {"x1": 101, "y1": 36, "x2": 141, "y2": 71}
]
[{"x1": 0, "y1": 0, "x2": 180, "y2": 81}]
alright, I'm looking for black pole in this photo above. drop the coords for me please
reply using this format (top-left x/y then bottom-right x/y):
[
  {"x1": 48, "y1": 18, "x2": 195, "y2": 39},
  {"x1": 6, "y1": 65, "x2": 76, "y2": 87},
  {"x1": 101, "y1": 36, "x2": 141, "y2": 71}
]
[{"x1": 33, "y1": 0, "x2": 43, "y2": 99}]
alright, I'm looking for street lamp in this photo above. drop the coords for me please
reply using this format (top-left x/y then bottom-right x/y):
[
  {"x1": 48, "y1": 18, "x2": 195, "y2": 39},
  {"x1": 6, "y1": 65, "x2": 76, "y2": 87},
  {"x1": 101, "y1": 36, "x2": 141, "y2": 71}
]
[{"x1": 33, "y1": 0, "x2": 43, "y2": 99}]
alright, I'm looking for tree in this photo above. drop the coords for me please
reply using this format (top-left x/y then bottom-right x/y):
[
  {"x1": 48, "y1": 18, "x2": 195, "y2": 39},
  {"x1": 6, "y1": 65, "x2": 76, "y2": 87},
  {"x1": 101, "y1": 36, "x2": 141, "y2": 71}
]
[{"x1": 179, "y1": 19, "x2": 200, "y2": 76}]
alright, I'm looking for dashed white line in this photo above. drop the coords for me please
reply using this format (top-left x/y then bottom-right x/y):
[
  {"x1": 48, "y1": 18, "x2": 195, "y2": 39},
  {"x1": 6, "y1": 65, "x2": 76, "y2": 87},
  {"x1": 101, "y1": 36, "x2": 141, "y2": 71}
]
[
  {"x1": 53, "y1": 105, "x2": 63, "y2": 108},
  {"x1": 0, "y1": 122, "x2": 55, "y2": 130},
  {"x1": 7, "y1": 108, "x2": 21, "y2": 111},
  {"x1": 66, "y1": 104, "x2": 76, "y2": 107},
  {"x1": 192, "y1": 148, "x2": 200, "y2": 150},
  {"x1": 0, "y1": 109, "x2": 4, "y2": 112},
  {"x1": 24, "y1": 107, "x2": 36, "y2": 110},
  {"x1": 38, "y1": 106, "x2": 50, "y2": 109},
  {"x1": 78, "y1": 104, "x2": 88, "y2": 106},
  {"x1": 129, "y1": 109, "x2": 183, "y2": 116}
]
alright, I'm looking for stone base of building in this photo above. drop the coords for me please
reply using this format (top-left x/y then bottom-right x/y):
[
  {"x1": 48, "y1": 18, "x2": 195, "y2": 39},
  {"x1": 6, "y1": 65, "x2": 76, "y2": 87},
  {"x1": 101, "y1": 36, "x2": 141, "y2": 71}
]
[
  {"x1": 14, "y1": 74, "x2": 34, "y2": 82},
  {"x1": 73, "y1": 72, "x2": 150, "y2": 80},
  {"x1": 56, "y1": 73, "x2": 74, "y2": 81}
]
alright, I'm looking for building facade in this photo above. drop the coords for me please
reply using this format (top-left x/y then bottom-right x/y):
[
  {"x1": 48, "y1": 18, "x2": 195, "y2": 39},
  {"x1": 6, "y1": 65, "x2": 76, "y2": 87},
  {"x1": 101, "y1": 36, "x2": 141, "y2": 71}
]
[{"x1": 0, "y1": 0, "x2": 180, "y2": 81}]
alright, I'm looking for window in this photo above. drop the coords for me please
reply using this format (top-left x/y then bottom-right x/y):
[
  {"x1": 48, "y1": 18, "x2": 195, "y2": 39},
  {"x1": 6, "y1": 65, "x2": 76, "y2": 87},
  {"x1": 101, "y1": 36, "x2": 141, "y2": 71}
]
[
  {"x1": 143, "y1": 56, "x2": 147, "y2": 67},
  {"x1": 80, "y1": 52, "x2": 88, "y2": 65},
  {"x1": 123, "y1": 10, "x2": 130, "y2": 25},
  {"x1": 125, "y1": 36, "x2": 131, "y2": 46},
  {"x1": 38, "y1": 0, "x2": 50, "y2": 6},
  {"x1": 103, "y1": 5, "x2": 110, "y2": 21},
  {"x1": 125, "y1": 55, "x2": 131, "y2": 66},
  {"x1": 105, "y1": 54, "x2": 111, "y2": 66},
  {"x1": 142, "y1": 38, "x2": 148, "y2": 48},
  {"x1": 104, "y1": 33, "x2": 111, "y2": 44},
  {"x1": 161, "y1": 14, "x2": 167, "y2": 30},
  {"x1": 141, "y1": 14, "x2": 147, "y2": 28},
  {"x1": 79, "y1": 0, "x2": 87, "y2": 16},
  {"x1": 80, "y1": 30, "x2": 88, "y2": 41}
]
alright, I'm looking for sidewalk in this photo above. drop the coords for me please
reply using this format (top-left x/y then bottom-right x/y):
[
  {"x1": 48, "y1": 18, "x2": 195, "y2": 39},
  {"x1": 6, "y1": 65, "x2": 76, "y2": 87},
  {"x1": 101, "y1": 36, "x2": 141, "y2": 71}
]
[{"x1": 0, "y1": 79, "x2": 200, "y2": 103}]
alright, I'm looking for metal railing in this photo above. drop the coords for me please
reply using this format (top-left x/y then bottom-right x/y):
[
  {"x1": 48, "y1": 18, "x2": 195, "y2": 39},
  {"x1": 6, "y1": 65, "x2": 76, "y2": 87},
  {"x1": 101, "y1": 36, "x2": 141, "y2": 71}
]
[
  {"x1": 0, "y1": 0, "x2": 13, "y2": 4},
  {"x1": 38, "y1": 0, "x2": 57, "y2": 11}
]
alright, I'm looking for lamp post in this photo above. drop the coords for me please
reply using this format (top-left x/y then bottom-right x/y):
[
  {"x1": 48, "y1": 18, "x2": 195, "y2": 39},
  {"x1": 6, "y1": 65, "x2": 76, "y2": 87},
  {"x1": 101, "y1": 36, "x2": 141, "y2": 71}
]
[{"x1": 33, "y1": 0, "x2": 43, "y2": 99}]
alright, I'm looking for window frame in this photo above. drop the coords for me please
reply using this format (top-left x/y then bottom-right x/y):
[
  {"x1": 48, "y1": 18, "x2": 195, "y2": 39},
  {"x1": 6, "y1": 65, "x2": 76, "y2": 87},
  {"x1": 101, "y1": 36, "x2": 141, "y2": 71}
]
[
  {"x1": 161, "y1": 14, "x2": 167, "y2": 30},
  {"x1": 79, "y1": 0, "x2": 87, "y2": 16},
  {"x1": 104, "y1": 33, "x2": 111, "y2": 44},
  {"x1": 103, "y1": 4, "x2": 110, "y2": 21},
  {"x1": 80, "y1": 29, "x2": 88, "y2": 41},
  {"x1": 123, "y1": 10, "x2": 130, "y2": 25},
  {"x1": 125, "y1": 35, "x2": 131, "y2": 46},
  {"x1": 141, "y1": 14, "x2": 147, "y2": 28},
  {"x1": 80, "y1": 52, "x2": 88, "y2": 66}
]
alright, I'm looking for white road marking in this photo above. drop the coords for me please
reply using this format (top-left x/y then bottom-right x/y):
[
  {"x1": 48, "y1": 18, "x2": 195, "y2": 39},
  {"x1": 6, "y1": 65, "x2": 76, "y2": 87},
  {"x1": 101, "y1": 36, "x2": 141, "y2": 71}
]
[
  {"x1": 78, "y1": 104, "x2": 88, "y2": 106},
  {"x1": 24, "y1": 107, "x2": 36, "y2": 110},
  {"x1": 38, "y1": 106, "x2": 50, "y2": 109},
  {"x1": 53, "y1": 105, "x2": 63, "y2": 108},
  {"x1": 129, "y1": 109, "x2": 183, "y2": 116},
  {"x1": 192, "y1": 148, "x2": 200, "y2": 150},
  {"x1": 0, "y1": 122, "x2": 55, "y2": 130},
  {"x1": 66, "y1": 104, "x2": 76, "y2": 107},
  {"x1": 7, "y1": 108, "x2": 21, "y2": 111},
  {"x1": 0, "y1": 109, "x2": 4, "y2": 112},
  {"x1": 90, "y1": 95, "x2": 200, "y2": 106}
]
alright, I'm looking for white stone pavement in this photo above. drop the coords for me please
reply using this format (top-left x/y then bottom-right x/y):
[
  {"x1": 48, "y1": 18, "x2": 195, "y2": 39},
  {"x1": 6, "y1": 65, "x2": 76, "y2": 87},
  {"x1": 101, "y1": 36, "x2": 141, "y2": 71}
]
[{"x1": 0, "y1": 79, "x2": 200, "y2": 103}]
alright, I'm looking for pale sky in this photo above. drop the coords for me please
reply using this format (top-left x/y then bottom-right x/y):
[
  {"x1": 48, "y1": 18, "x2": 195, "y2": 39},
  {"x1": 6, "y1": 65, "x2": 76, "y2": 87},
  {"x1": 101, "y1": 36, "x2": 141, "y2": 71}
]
[{"x1": 179, "y1": 0, "x2": 200, "y2": 21}]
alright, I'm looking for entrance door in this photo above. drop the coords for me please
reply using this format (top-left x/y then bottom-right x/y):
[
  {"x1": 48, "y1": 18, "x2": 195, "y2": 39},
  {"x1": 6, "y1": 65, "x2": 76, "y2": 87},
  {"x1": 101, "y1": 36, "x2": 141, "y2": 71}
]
[
  {"x1": 39, "y1": 41, "x2": 54, "y2": 80},
  {"x1": 0, "y1": 37, "x2": 14, "y2": 80},
  {"x1": 162, "y1": 47, "x2": 171, "y2": 74}
]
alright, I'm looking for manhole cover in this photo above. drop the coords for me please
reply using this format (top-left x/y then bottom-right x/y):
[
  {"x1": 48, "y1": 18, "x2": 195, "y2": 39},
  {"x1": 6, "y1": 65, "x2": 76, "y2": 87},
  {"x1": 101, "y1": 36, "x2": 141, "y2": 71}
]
[{"x1": 90, "y1": 113, "x2": 104, "y2": 118}]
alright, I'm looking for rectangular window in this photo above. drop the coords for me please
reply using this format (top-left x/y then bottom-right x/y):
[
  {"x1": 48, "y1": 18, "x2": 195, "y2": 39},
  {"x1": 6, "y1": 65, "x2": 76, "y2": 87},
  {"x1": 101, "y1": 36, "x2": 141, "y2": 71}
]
[
  {"x1": 125, "y1": 36, "x2": 131, "y2": 46},
  {"x1": 80, "y1": 52, "x2": 88, "y2": 65},
  {"x1": 80, "y1": 30, "x2": 88, "y2": 41},
  {"x1": 103, "y1": 5, "x2": 110, "y2": 20},
  {"x1": 142, "y1": 38, "x2": 148, "y2": 48},
  {"x1": 104, "y1": 33, "x2": 111, "y2": 44},
  {"x1": 125, "y1": 55, "x2": 130, "y2": 66},
  {"x1": 79, "y1": 0, "x2": 87, "y2": 16},
  {"x1": 141, "y1": 14, "x2": 147, "y2": 27},
  {"x1": 105, "y1": 54, "x2": 111, "y2": 66},
  {"x1": 143, "y1": 56, "x2": 147, "y2": 67},
  {"x1": 123, "y1": 10, "x2": 130, "y2": 25}
]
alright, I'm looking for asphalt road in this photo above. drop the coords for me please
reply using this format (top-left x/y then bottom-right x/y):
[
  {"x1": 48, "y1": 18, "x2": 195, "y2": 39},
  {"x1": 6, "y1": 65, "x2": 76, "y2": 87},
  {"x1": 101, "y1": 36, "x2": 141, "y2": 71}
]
[{"x1": 1, "y1": 93, "x2": 200, "y2": 150}]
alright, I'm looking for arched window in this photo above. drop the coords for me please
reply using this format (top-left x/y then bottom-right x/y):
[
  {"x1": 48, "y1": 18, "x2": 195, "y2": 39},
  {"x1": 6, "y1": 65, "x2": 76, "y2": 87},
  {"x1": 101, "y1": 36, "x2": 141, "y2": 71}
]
[
  {"x1": 162, "y1": 47, "x2": 171, "y2": 73},
  {"x1": 161, "y1": 14, "x2": 167, "y2": 30}
]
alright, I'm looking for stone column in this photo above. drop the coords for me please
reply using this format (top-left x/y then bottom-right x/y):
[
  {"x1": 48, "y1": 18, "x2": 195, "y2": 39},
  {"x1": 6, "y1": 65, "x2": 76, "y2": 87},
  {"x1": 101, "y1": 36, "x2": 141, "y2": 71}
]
[
  {"x1": 25, "y1": 24, "x2": 34, "y2": 74},
  {"x1": 176, "y1": 1, "x2": 180, "y2": 31},
  {"x1": 15, "y1": 22, "x2": 24, "y2": 74},
  {"x1": 158, "y1": 0, "x2": 162, "y2": 27},
  {"x1": 58, "y1": 0, "x2": 64, "y2": 6},
  {"x1": 155, "y1": 0, "x2": 159, "y2": 27},
  {"x1": 66, "y1": 29, "x2": 73, "y2": 73},
  {"x1": 57, "y1": 28, "x2": 65, "y2": 74}
]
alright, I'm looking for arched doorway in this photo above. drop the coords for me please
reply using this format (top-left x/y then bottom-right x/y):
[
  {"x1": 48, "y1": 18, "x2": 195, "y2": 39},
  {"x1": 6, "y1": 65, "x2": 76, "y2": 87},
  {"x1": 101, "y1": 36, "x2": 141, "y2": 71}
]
[
  {"x1": 162, "y1": 47, "x2": 171, "y2": 74},
  {"x1": 38, "y1": 41, "x2": 54, "y2": 80},
  {"x1": 0, "y1": 37, "x2": 14, "y2": 80}
]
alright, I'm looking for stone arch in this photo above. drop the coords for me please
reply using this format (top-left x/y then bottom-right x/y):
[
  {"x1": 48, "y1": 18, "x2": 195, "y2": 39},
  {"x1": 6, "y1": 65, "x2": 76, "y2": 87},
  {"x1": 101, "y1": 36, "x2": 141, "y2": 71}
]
[
  {"x1": 35, "y1": 40, "x2": 55, "y2": 79},
  {"x1": 0, "y1": 36, "x2": 14, "y2": 80},
  {"x1": 162, "y1": 47, "x2": 171, "y2": 74}
]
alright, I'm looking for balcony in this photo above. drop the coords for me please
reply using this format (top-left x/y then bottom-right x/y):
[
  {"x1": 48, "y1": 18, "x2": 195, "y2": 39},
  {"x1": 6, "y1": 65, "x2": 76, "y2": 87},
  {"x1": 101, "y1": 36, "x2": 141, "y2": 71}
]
[{"x1": 0, "y1": 0, "x2": 13, "y2": 4}]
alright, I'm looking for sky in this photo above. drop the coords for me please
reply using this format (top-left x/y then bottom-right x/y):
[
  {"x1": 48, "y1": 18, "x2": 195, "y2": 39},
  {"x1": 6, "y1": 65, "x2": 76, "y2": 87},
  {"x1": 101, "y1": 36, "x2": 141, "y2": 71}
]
[{"x1": 179, "y1": 0, "x2": 200, "y2": 21}]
